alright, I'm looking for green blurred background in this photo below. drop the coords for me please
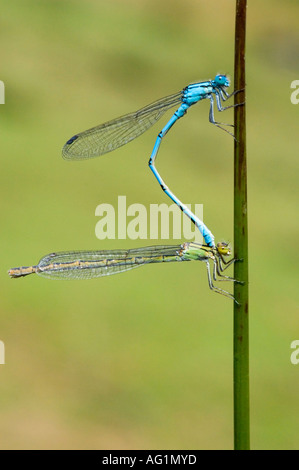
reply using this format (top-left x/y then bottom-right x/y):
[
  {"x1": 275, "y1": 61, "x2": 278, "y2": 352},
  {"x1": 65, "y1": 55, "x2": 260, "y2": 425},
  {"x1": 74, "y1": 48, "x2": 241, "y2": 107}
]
[{"x1": 1, "y1": 0, "x2": 298, "y2": 449}]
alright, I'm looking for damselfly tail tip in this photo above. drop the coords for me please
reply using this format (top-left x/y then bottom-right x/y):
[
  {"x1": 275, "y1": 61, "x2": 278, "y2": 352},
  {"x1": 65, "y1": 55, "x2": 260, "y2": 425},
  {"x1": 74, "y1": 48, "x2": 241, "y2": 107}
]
[
  {"x1": 8, "y1": 266, "x2": 36, "y2": 278},
  {"x1": 8, "y1": 269, "x2": 21, "y2": 278}
]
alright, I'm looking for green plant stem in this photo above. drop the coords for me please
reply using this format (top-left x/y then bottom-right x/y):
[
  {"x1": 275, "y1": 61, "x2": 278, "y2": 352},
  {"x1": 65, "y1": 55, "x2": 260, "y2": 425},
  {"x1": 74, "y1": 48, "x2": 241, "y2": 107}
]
[{"x1": 233, "y1": 0, "x2": 250, "y2": 450}]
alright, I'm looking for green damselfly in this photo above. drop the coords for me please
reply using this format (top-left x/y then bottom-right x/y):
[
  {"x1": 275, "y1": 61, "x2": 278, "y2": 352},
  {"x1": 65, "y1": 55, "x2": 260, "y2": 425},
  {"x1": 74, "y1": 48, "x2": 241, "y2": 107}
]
[{"x1": 8, "y1": 241, "x2": 240, "y2": 302}]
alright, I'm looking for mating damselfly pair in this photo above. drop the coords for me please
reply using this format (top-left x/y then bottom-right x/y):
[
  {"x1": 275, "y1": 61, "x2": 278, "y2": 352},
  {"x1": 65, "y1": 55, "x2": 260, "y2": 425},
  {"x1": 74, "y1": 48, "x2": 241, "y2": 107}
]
[{"x1": 9, "y1": 74, "x2": 241, "y2": 301}]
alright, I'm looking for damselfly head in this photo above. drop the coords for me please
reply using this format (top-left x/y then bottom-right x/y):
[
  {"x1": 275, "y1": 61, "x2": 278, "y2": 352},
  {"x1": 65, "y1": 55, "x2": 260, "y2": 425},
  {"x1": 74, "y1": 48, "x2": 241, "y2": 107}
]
[
  {"x1": 214, "y1": 74, "x2": 230, "y2": 88},
  {"x1": 216, "y1": 242, "x2": 231, "y2": 256}
]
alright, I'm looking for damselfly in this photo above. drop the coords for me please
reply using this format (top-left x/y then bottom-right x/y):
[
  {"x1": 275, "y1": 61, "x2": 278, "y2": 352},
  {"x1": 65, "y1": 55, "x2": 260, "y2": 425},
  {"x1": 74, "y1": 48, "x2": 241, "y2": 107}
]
[
  {"x1": 8, "y1": 242, "x2": 240, "y2": 302},
  {"x1": 62, "y1": 75, "x2": 241, "y2": 248}
]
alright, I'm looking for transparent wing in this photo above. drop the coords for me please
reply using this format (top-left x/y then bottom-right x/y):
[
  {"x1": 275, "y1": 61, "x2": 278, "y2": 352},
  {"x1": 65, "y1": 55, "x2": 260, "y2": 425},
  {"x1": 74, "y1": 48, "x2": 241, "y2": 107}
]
[
  {"x1": 62, "y1": 91, "x2": 183, "y2": 160},
  {"x1": 36, "y1": 245, "x2": 183, "y2": 280}
]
